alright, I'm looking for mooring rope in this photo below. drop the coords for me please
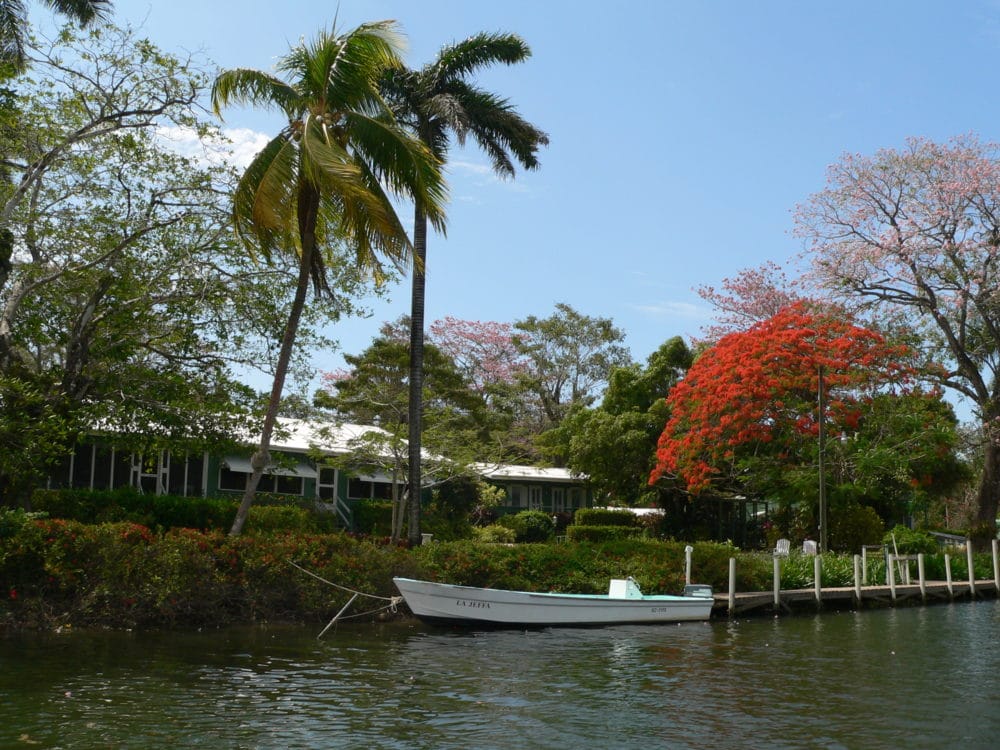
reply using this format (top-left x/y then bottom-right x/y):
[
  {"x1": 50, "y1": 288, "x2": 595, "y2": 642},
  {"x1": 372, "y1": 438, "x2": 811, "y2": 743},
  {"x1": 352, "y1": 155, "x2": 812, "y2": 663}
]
[
  {"x1": 288, "y1": 560, "x2": 403, "y2": 606},
  {"x1": 330, "y1": 601, "x2": 400, "y2": 621}
]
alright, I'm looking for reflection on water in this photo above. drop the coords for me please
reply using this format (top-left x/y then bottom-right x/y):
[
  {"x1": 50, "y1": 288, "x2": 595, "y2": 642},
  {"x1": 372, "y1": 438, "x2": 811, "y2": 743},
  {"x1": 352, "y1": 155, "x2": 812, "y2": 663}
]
[{"x1": 1, "y1": 601, "x2": 999, "y2": 749}]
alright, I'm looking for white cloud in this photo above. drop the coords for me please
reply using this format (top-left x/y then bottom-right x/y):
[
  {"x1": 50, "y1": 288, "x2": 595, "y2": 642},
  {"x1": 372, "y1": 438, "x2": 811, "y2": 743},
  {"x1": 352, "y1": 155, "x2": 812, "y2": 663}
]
[
  {"x1": 449, "y1": 160, "x2": 494, "y2": 178},
  {"x1": 154, "y1": 125, "x2": 270, "y2": 170}
]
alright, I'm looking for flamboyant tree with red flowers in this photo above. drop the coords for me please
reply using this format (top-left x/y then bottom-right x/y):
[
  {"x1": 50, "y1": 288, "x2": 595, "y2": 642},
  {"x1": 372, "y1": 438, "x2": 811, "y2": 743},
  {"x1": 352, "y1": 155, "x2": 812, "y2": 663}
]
[{"x1": 649, "y1": 304, "x2": 922, "y2": 500}]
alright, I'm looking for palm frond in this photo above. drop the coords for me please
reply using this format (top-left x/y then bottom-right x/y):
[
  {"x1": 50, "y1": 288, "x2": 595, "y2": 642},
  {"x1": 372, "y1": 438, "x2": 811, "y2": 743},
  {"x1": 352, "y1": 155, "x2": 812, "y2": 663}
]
[
  {"x1": 279, "y1": 19, "x2": 405, "y2": 115},
  {"x1": 347, "y1": 110, "x2": 448, "y2": 232},
  {"x1": 431, "y1": 32, "x2": 531, "y2": 83},
  {"x1": 42, "y1": 0, "x2": 111, "y2": 25},
  {"x1": 232, "y1": 133, "x2": 298, "y2": 258},
  {"x1": 332, "y1": 156, "x2": 413, "y2": 280},
  {"x1": 0, "y1": 0, "x2": 27, "y2": 71},
  {"x1": 298, "y1": 115, "x2": 412, "y2": 273},
  {"x1": 211, "y1": 68, "x2": 301, "y2": 119},
  {"x1": 448, "y1": 81, "x2": 549, "y2": 174}
]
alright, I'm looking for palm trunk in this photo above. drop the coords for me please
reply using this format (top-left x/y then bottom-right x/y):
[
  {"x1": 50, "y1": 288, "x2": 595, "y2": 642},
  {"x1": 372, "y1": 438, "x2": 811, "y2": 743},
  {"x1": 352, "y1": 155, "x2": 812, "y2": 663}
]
[
  {"x1": 407, "y1": 201, "x2": 427, "y2": 545},
  {"x1": 229, "y1": 183, "x2": 320, "y2": 536}
]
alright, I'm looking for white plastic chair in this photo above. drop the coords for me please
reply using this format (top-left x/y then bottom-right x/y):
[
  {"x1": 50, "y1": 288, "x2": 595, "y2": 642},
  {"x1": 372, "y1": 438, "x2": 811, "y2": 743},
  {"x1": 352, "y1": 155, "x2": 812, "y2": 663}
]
[{"x1": 774, "y1": 538, "x2": 790, "y2": 557}]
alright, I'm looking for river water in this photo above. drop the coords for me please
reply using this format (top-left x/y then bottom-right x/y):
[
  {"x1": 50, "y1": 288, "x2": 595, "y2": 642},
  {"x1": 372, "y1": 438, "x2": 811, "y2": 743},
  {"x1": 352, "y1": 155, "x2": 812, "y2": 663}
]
[{"x1": 2, "y1": 600, "x2": 998, "y2": 749}]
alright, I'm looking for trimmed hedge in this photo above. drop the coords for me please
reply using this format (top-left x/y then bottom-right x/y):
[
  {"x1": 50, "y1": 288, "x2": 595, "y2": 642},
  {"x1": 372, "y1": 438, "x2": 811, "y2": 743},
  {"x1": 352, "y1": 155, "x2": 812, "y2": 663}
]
[
  {"x1": 32, "y1": 488, "x2": 237, "y2": 530},
  {"x1": 566, "y1": 525, "x2": 640, "y2": 543},
  {"x1": 4, "y1": 512, "x2": 998, "y2": 633},
  {"x1": 29, "y1": 488, "x2": 339, "y2": 534},
  {"x1": 574, "y1": 508, "x2": 638, "y2": 527},
  {"x1": 413, "y1": 539, "x2": 742, "y2": 594},
  {"x1": 498, "y1": 510, "x2": 555, "y2": 543},
  {"x1": 0, "y1": 516, "x2": 420, "y2": 631}
]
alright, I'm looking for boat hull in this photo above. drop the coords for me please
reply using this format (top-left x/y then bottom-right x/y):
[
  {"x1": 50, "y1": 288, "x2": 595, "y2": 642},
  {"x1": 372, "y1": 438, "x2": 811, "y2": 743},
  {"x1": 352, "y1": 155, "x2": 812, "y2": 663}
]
[{"x1": 392, "y1": 577, "x2": 713, "y2": 627}]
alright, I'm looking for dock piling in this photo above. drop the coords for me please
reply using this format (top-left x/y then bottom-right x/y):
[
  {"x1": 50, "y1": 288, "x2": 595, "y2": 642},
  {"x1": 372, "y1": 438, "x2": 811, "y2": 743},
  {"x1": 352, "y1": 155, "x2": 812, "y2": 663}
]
[
  {"x1": 993, "y1": 540, "x2": 999, "y2": 594},
  {"x1": 888, "y1": 553, "x2": 897, "y2": 601},
  {"x1": 967, "y1": 543, "x2": 976, "y2": 597},
  {"x1": 918, "y1": 553, "x2": 926, "y2": 600},
  {"x1": 945, "y1": 554, "x2": 954, "y2": 598},
  {"x1": 853, "y1": 554, "x2": 862, "y2": 605},
  {"x1": 814, "y1": 556, "x2": 822, "y2": 604},
  {"x1": 773, "y1": 556, "x2": 781, "y2": 609},
  {"x1": 728, "y1": 558, "x2": 736, "y2": 615}
]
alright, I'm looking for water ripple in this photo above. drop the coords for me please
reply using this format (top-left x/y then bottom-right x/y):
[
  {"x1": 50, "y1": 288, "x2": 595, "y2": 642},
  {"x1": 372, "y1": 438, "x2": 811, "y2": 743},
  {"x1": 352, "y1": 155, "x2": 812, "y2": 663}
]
[{"x1": 2, "y1": 603, "x2": 1000, "y2": 748}]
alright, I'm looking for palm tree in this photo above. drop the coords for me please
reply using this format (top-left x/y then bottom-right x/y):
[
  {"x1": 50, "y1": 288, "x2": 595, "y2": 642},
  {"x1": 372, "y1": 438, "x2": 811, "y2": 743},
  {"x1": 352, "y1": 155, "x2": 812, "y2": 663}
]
[
  {"x1": 212, "y1": 20, "x2": 447, "y2": 536},
  {"x1": 1, "y1": 0, "x2": 111, "y2": 73},
  {"x1": 382, "y1": 32, "x2": 548, "y2": 545}
]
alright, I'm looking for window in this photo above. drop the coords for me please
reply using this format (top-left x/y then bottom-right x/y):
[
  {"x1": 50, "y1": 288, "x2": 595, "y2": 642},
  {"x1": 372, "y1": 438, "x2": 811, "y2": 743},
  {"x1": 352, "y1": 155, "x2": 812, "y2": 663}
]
[
  {"x1": 183, "y1": 454, "x2": 206, "y2": 497},
  {"x1": 372, "y1": 481, "x2": 394, "y2": 500},
  {"x1": 348, "y1": 478, "x2": 372, "y2": 500},
  {"x1": 552, "y1": 487, "x2": 566, "y2": 513},
  {"x1": 508, "y1": 485, "x2": 525, "y2": 508},
  {"x1": 92, "y1": 447, "x2": 114, "y2": 491},
  {"x1": 528, "y1": 486, "x2": 543, "y2": 510},
  {"x1": 71, "y1": 444, "x2": 93, "y2": 489},
  {"x1": 273, "y1": 473, "x2": 302, "y2": 495},
  {"x1": 317, "y1": 467, "x2": 337, "y2": 500},
  {"x1": 219, "y1": 467, "x2": 247, "y2": 492},
  {"x1": 112, "y1": 450, "x2": 132, "y2": 490}
]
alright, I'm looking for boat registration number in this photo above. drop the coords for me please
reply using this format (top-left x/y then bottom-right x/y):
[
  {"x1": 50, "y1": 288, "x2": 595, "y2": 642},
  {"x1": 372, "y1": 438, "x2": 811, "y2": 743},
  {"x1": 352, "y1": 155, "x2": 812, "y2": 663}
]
[{"x1": 455, "y1": 599, "x2": 491, "y2": 609}]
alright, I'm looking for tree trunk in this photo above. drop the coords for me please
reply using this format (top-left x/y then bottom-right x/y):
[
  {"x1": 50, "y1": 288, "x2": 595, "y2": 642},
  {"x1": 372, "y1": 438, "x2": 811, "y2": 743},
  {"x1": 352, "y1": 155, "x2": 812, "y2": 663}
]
[
  {"x1": 407, "y1": 201, "x2": 427, "y2": 546},
  {"x1": 974, "y1": 428, "x2": 1000, "y2": 550},
  {"x1": 229, "y1": 183, "x2": 320, "y2": 536}
]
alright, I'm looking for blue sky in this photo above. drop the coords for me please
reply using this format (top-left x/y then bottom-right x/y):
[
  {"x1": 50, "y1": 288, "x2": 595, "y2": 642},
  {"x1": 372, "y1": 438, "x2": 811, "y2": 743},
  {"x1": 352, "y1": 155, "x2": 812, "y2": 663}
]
[{"x1": 65, "y1": 1, "x2": 1000, "y2": 388}]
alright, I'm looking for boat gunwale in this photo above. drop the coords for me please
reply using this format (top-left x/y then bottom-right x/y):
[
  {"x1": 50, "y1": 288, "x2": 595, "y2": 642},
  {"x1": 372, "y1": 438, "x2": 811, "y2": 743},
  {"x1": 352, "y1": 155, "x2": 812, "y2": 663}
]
[{"x1": 391, "y1": 576, "x2": 712, "y2": 604}]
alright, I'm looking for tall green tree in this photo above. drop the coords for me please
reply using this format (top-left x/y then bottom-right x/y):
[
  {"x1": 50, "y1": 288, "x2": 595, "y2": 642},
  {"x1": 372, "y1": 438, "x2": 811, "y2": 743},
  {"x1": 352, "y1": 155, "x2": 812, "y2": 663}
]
[
  {"x1": 541, "y1": 337, "x2": 693, "y2": 504},
  {"x1": 513, "y1": 302, "x2": 632, "y2": 442},
  {"x1": 381, "y1": 32, "x2": 548, "y2": 545},
  {"x1": 212, "y1": 20, "x2": 447, "y2": 536},
  {"x1": 0, "y1": 23, "x2": 301, "y2": 504},
  {"x1": 0, "y1": 0, "x2": 111, "y2": 73},
  {"x1": 316, "y1": 318, "x2": 491, "y2": 540}
]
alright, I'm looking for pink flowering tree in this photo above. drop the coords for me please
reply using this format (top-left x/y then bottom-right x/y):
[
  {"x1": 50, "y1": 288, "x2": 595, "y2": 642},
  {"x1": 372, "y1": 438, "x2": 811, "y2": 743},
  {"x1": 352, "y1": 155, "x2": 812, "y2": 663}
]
[
  {"x1": 428, "y1": 317, "x2": 527, "y2": 402},
  {"x1": 795, "y1": 134, "x2": 1000, "y2": 537},
  {"x1": 696, "y1": 261, "x2": 807, "y2": 343}
]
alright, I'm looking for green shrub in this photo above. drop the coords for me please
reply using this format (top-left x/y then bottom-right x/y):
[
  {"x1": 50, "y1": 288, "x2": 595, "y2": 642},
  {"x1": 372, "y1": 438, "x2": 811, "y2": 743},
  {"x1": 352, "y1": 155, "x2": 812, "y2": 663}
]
[
  {"x1": 472, "y1": 525, "x2": 516, "y2": 543},
  {"x1": 883, "y1": 525, "x2": 938, "y2": 555},
  {"x1": 498, "y1": 510, "x2": 555, "y2": 543},
  {"x1": 421, "y1": 512, "x2": 473, "y2": 542},
  {"x1": 244, "y1": 505, "x2": 318, "y2": 534},
  {"x1": 31, "y1": 488, "x2": 237, "y2": 530},
  {"x1": 574, "y1": 508, "x2": 638, "y2": 527},
  {"x1": 352, "y1": 500, "x2": 394, "y2": 536},
  {"x1": 829, "y1": 503, "x2": 884, "y2": 552},
  {"x1": 566, "y1": 525, "x2": 640, "y2": 543},
  {"x1": 0, "y1": 508, "x2": 46, "y2": 538},
  {"x1": 0, "y1": 520, "x2": 420, "y2": 630}
]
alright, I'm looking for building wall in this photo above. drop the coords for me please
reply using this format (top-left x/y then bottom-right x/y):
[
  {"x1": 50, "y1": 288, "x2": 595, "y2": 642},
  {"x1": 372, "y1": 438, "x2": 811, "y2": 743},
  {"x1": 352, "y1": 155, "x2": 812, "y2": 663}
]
[
  {"x1": 47, "y1": 440, "x2": 594, "y2": 526},
  {"x1": 488, "y1": 480, "x2": 593, "y2": 517}
]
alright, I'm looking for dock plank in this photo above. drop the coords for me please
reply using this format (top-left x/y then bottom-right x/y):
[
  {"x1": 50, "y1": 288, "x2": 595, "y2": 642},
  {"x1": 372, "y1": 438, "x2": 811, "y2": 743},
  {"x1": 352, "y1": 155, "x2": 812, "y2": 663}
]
[{"x1": 713, "y1": 579, "x2": 999, "y2": 616}]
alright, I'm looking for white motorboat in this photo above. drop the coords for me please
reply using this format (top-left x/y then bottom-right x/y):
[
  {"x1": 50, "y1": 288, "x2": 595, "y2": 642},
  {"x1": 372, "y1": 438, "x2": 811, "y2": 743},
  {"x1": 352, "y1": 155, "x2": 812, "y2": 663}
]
[{"x1": 392, "y1": 576, "x2": 714, "y2": 626}]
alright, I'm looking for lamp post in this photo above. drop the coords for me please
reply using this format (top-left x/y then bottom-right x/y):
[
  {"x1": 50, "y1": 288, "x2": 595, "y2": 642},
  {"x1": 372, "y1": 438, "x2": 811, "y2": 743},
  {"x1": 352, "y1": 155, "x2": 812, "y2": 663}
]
[{"x1": 817, "y1": 365, "x2": 827, "y2": 553}]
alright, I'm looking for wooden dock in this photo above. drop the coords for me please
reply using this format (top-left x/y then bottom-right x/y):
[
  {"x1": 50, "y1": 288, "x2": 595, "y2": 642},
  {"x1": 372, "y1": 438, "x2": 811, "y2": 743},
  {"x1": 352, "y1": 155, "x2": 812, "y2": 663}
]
[
  {"x1": 714, "y1": 578, "x2": 999, "y2": 616},
  {"x1": 710, "y1": 540, "x2": 1000, "y2": 617}
]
